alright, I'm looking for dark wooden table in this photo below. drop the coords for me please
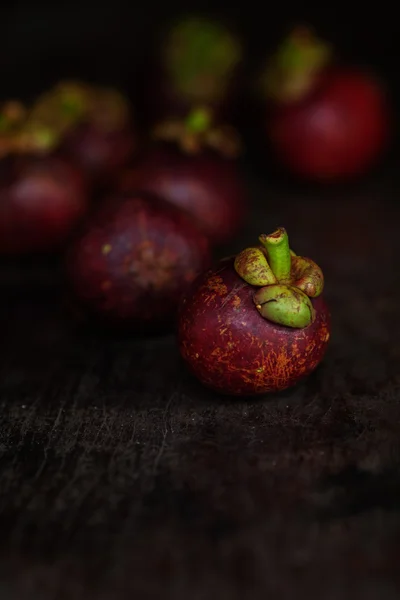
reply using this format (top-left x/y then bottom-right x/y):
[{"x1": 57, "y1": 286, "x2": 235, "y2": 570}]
[{"x1": 1, "y1": 164, "x2": 400, "y2": 599}]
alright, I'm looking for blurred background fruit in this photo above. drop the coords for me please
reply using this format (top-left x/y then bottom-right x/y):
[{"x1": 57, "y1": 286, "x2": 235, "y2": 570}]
[
  {"x1": 117, "y1": 107, "x2": 247, "y2": 247},
  {"x1": 0, "y1": 154, "x2": 87, "y2": 255},
  {"x1": 257, "y1": 27, "x2": 390, "y2": 182},
  {"x1": 29, "y1": 81, "x2": 137, "y2": 188},
  {"x1": 65, "y1": 192, "x2": 211, "y2": 332},
  {"x1": 135, "y1": 13, "x2": 244, "y2": 129},
  {"x1": 0, "y1": 2, "x2": 398, "y2": 315},
  {"x1": 0, "y1": 99, "x2": 89, "y2": 257}
]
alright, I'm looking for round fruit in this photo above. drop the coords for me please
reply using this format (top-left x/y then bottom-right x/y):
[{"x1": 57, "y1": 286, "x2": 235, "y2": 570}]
[
  {"x1": 178, "y1": 227, "x2": 331, "y2": 395},
  {"x1": 260, "y1": 27, "x2": 390, "y2": 181},
  {"x1": 0, "y1": 154, "x2": 88, "y2": 255},
  {"x1": 117, "y1": 107, "x2": 246, "y2": 245},
  {"x1": 65, "y1": 192, "x2": 211, "y2": 331}
]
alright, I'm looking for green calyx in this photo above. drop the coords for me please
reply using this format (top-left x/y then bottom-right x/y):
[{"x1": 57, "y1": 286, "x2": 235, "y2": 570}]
[
  {"x1": 28, "y1": 81, "x2": 130, "y2": 144},
  {"x1": 151, "y1": 106, "x2": 241, "y2": 158},
  {"x1": 291, "y1": 255, "x2": 324, "y2": 297},
  {"x1": 23, "y1": 124, "x2": 60, "y2": 152},
  {"x1": 233, "y1": 227, "x2": 324, "y2": 329},
  {"x1": 254, "y1": 284, "x2": 315, "y2": 328},
  {"x1": 0, "y1": 82, "x2": 130, "y2": 159},
  {"x1": 261, "y1": 26, "x2": 332, "y2": 103},
  {"x1": 0, "y1": 101, "x2": 59, "y2": 157},
  {"x1": 164, "y1": 16, "x2": 242, "y2": 103},
  {"x1": 234, "y1": 247, "x2": 276, "y2": 286}
]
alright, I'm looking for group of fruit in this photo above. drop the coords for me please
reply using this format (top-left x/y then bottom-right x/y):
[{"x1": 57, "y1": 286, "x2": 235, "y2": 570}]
[{"x1": 0, "y1": 15, "x2": 390, "y2": 395}]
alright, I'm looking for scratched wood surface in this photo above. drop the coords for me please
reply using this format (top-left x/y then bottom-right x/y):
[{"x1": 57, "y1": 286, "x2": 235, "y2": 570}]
[{"x1": 1, "y1": 163, "x2": 400, "y2": 599}]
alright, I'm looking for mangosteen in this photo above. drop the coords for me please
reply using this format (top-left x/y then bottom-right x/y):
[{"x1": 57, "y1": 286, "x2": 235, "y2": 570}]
[
  {"x1": 117, "y1": 106, "x2": 247, "y2": 246},
  {"x1": 258, "y1": 26, "x2": 390, "y2": 181},
  {"x1": 30, "y1": 81, "x2": 136, "y2": 187},
  {"x1": 0, "y1": 99, "x2": 88, "y2": 255},
  {"x1": 178, "y1": 227, "x2": 330, "y2": 395},
  {"x1": 65, "y1": 191, "x2": 211, "y2": 332}
]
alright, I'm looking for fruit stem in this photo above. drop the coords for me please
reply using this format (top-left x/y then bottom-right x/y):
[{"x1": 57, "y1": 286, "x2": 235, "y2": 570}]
[
  {"x1": 152, "y1": 108, "x2": 241, "y2": 158},
  {"x1": 185, "y1": 106, "x2": 212, "y2": 134},
  {"x1": 259, "y1": 227, "x2": 291, "y2": 282}
]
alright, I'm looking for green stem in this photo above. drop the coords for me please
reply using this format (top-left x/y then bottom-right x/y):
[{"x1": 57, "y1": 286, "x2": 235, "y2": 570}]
[
  {"x1": 259, "y1": 228, "x2": 291, "y2": 282},
  {"x1": 185, "y1": 107, "x2": 212, "y2": 134}
]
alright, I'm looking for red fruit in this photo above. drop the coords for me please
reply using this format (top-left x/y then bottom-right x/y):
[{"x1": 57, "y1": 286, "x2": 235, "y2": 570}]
[
  {"x1": 0, "y1": 155, "x2": 88, "y2": 255},
  {"x1": 65, "y1": 192, "x2": 211, "y2": 331},
  {"x1": 178, "y1": 228, "x2": 331, "y2": 395},
  {"x1": 62, "y1": 122, "x2": 135, "y2": 187},
  {"x1": 117, "y1": 108, "x2": 247, "y2": 246},
  {"x1": 262, "y1": 28, "x2": 389, "y2": 181}
]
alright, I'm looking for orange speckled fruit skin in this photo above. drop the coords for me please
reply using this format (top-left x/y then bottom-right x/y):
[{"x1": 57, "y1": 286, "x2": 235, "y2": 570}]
[{"x1": 178, "y1": 257, "x2": 331, "y2": 396}]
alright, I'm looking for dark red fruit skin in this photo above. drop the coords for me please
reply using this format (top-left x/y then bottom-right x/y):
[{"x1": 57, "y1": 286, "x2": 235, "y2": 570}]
[
  {"x1": 178, "y1": 257, "x2": 331, "y2": 396},
  {"x1": 117, "y1": 147, "x2": 247, "y2": 246},
  {"x1": 65, "y1": 192, "x2": 211, "y2": 331},
  {"x1": 0, "y1": 155, "x2": 88, "y2": 255},
  {"x1": 62, "y1": 122, "x2": 136, "y2": 187},
  {"x1": 266, "y1": 68, "x2": 390, "y2": 181}
]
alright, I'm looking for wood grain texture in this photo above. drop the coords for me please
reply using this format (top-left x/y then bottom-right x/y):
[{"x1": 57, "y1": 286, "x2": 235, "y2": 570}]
[{"x1": 1, "y1": 167, "x2": 400, "y2": 599}]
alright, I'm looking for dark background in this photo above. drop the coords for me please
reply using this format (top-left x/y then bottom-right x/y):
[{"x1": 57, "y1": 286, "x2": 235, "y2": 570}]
[
  {"x1": 1, "y1": 2, "x2": 400, "y2": 599},
  {"x1": 1, "y1": 1, "x2": 398, "y2": 98}
]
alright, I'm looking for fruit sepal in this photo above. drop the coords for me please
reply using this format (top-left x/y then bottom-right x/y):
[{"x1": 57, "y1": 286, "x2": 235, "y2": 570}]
[
  {"x1": 151, "y1": 106, "x2": 241, "y2": 157},
  {"x1": 234, "y1": 226, "x2": 324, "y2": 328},
  {"x1": 260, "y1": 26, "x2": 332, "y2": 103},
  {"x1": 164, "y1": 16, "x2": 242, "y2": 104}
]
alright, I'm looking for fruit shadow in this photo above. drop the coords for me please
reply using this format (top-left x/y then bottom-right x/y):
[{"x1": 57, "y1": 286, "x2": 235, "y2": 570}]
[{"x1": 61, "y1": 289, "x2": 180, "y2": 342}]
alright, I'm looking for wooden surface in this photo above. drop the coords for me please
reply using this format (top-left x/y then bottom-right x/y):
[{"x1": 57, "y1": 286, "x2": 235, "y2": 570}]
[{"x1": 1, "y1": 165, "x2": 400, "y2": 599}]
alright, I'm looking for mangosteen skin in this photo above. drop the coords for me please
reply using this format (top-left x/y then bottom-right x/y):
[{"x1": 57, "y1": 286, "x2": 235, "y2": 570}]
[
  {"x1": 117, "y1": 147, "x2": 246, "y2": 246},
  {"x1": 62, "y1": 122, "x2": 135, "y2": 187},
  {"x1": 0, "y1": 155, "x2": 88, "y2": 255},
  {"x1": 178, "y1": 257, "x2": 331, "y2": 395},
  {"x1": 65, "y1": 192, "x2": 211, "y2": 331},
  {"x1": 266, "y1": 68, "x2": 389, "y2": 181}
]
